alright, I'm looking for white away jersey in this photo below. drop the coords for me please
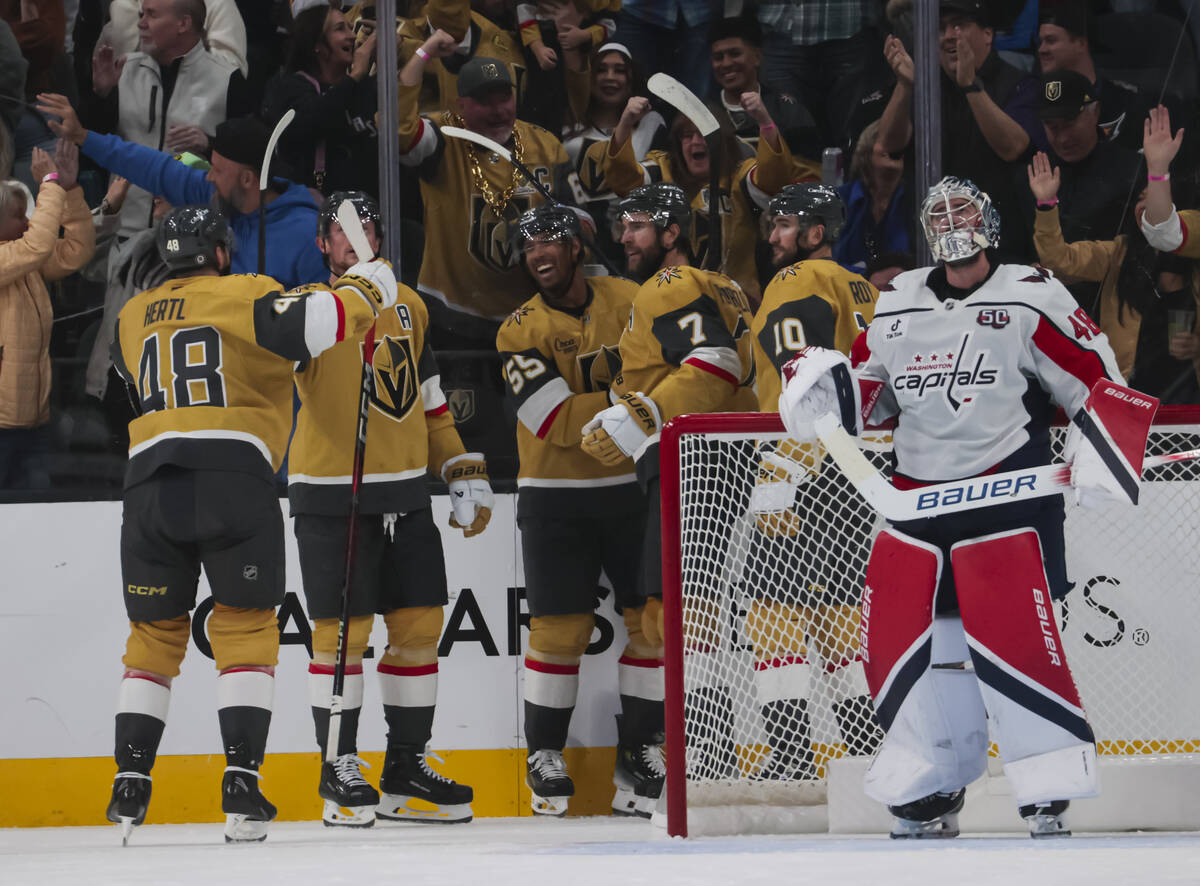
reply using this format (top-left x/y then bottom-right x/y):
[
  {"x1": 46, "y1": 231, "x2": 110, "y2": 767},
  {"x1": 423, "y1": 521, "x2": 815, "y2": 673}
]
[{"x1": 859, "y1": 263, "x2": 1123, "y2": 482}]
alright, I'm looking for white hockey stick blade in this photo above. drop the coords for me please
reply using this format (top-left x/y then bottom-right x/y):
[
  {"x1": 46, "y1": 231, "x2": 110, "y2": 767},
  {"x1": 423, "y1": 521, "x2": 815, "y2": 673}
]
[
  {"x1": 440, "y1": 125, "x2": 512, "y2": 162},
  {"x1": 336, "y1": 199, "x2": 376, "y2": 263},
  {"x1": 812, "y1": 413, "x2": 1200, "y2": 521},
  {"x1": 647, "y1": 73, "x2": 719, "y2": 137},
  {"x1": 259, "y1": 108, "x2": 295, "y2": 190}
]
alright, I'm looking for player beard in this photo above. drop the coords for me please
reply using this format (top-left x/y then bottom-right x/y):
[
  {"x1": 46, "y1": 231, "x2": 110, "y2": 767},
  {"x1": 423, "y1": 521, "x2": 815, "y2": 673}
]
[{"x1": 625, "y1": 238, "x2": 667, "y2": 283}]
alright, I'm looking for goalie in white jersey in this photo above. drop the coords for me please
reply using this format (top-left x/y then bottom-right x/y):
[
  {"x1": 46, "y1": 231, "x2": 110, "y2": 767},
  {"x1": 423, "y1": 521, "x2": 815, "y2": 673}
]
[{"x1": 779, "y1": 177, "x2": 1159, "y2": 839}]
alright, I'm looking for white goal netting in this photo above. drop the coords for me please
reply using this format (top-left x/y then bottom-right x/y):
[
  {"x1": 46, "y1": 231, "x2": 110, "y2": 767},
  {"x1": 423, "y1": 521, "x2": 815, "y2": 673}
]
[{"x1": 662, "y1": 411, "x2": 1200, "y2": 834}]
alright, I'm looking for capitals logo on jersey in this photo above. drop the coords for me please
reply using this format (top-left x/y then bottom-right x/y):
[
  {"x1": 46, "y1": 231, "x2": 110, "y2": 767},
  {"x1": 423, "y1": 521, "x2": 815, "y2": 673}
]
[
  {"x1": 368, "y1": 334, "x2": 420, "y2": 422},
  {"x1": 891, "y1": 332, "x2": 1000, "y2": 411}
]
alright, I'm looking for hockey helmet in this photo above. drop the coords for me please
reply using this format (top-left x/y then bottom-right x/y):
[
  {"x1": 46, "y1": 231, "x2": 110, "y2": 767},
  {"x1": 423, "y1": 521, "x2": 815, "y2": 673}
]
[
  {"x1": 516, "y1": 202, "x2": 583, "y2": 249},
  {"x1": 156, "y1": 206, "x2": 232, "y2": 272},
  {"x1": 920, "y1": 176, "x2": 1000, "y2": 264},
  {"x1": 617, "y1": 182, "x2": 692, "y2": 234},
  {"x1": 318, "y1": 190, "x2": 383, "y2": 240},
  {"x1": 767, "y1": 182, "x2": 846, "y2": 241}
]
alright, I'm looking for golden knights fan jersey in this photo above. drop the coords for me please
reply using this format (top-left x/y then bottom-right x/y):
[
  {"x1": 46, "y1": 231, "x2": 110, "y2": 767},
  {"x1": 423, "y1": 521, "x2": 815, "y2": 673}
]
[
  {"x1": 615, "y1": 265, "x2": 758, "y2": 422},
  {"x1": 288, "y1": 282, "x2": 466, "y2": 515},
  {"x1": 752, "y1": 258, "x2": 879, "y2": 412},
  {"x1": 584, "y1": 135, "x2": 819, "y2": 305},
  {"x1": 113, "y1": 273, "x2": 376, "y2": 487},
  {"x1": 397, "y1": 84, "x2": 582, "y2": 322},
  {"x1": 496, "y1": 276, "x2": 642, "y2": 517}
]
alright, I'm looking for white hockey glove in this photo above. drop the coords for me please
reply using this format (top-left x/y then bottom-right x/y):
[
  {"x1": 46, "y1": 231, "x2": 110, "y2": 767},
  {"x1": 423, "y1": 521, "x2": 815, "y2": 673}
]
[
  {"x1": 778, "y1": 346, "x2": 862, "y2": 442},
  {"x1": 1063, "y1": 380, "x2": 1159, "y2": 510},
  {"x1": 442, "y1": 452, "x2": 494, "y2": 537},
  {"x1": 336, "y1": 258, "x2": 398, "y2": 313},
  {"x1": 581, "y1": 392, "x2": 661, "y2": 466},
  {"x1": 748, "y1": 439, "x2": 823, "y2": 537}
]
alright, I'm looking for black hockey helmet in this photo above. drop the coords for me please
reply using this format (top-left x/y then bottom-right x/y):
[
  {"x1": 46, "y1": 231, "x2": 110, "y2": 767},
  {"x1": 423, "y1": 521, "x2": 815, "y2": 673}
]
[
  {"x1": 617, "y1": 182, "x2": 692, "y2": 234},
  {"x1": 516, "y1": 203, "x2": 583, "y2": 248},
  {"x1": 156, "y1": 205, "x2": 232, "y2": 272},
  {"x1": 318, "y1": 190, "x2": 383, "y2": 240},
  {"x1": 767, "y1": 183, "x2": 846, "y2": 241}
]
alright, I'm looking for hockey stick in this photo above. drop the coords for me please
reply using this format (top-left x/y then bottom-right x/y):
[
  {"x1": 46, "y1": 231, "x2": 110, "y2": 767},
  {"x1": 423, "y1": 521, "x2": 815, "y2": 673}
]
[
  {"x1": 646, "y1": 73, "x2": 722, "y2": 271},
  {"x1": 325, "y1": 199, "x2": 377, "y2": 768},
  {"x1": 438, "y1": 126, "x2": 625, "y2": 279},
  {"x1": 257, "y1": 109, "x2": 295, "y2": 275},
  {"x1": 812, "y1": 413, "x2": 1200, "y2": 522}
]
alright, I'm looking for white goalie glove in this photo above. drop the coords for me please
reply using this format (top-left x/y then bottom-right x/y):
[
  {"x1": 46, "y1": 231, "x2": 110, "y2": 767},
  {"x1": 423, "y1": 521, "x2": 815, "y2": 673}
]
[
  {"x1": 581, "y1": 392, "x2": 662, "y2": 465},
  {"x1": 442, "y1": 452, "x2": 494, "y2": 537},
  {"x1": 335, "y1": 259, "x2": 398, "y2": 313},
  {"x1": 778, "y1": 346, "x2": 862, "y2": 442}
]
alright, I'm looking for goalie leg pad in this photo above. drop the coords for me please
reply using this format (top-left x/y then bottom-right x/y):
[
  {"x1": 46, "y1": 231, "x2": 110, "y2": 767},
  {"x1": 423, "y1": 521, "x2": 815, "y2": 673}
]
[
  {"x1": 208, "y1": 604, "x2": 279, "y2": 670},
  {"x1": 951, "y1": 529, "x2": 1098, "y2": 805},
  {"x1": 122, "y1": 616, "x2": 190, "y2": 677}
]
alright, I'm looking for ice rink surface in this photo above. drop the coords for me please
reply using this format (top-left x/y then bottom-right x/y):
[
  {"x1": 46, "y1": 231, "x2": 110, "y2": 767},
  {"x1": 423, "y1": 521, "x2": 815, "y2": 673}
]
[{"x1": 4, "y1": 818, "x2": 1200, "y2": 886}]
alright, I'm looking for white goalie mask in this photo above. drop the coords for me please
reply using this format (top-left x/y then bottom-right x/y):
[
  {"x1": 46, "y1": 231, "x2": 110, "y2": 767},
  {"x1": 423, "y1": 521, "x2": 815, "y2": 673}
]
[{"x1": 919, "y1": 176, "x2": 1000, "y2": 264}]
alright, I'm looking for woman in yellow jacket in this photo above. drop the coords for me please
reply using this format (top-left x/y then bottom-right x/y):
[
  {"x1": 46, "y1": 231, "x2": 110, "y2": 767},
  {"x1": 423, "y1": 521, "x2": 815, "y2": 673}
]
[
  {"x1": 0, "y1": 140, "x2": 96, "y2": 489},
  {"x1": 586, "y1": 91, "x2": 819, "y2": 309},
  {"x1": 1028, "y1": 150, "x2": 1200, "y2": 402}
]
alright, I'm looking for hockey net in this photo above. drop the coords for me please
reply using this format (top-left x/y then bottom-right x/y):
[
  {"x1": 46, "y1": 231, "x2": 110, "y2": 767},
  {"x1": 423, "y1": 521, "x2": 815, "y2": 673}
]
[{"x1": 659, "y1": 407, "x2": 1200, "y2": 837}]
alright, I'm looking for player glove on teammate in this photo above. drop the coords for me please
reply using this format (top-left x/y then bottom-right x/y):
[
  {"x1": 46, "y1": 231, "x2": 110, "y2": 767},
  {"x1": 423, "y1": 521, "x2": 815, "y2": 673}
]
[
  {"x1": 336, "y1": 259, "x2": 398, "y2": 313},
  {"x1": 442, "y1": 452, "x2": 494, "y2": 537},
  {"x1": 748, "y1": 440, "x2": 822, "y2": 537},
  {"x1": 581, "y1": 392, "x2": 661, "y2": 465},
  {"x1": 779, "y1": 346, "x2": 862, "y2": 442}
]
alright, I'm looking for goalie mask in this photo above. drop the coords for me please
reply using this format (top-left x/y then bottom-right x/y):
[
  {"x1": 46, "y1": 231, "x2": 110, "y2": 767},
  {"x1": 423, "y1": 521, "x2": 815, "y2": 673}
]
[
  {"x1": 318, "y1": 190, "x2": 383, "y2": 240},
  {"x1": 768, "y1": 183, "x2": 846, "y2": 241},
  {"x1": 617, "y1": 182, "x2": 692, "y2": 235},
  {"x1": 920, "y1": 176, "x2": 1000, "y2": 264}
]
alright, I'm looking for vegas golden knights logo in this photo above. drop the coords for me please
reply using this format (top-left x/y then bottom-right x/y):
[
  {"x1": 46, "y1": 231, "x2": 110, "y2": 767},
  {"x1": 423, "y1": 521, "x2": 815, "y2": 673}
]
[
  {"x1": 447, "y1": 389, "x2": 476, "y2": 422},
  {"x1": 468, "y1": 195, "x2": 535, "y2": 272},
  {"x1": 1045, "y1": 80, "x2": 1062, "y2": 102},
  {"x1": 369, "y1": 334, "x2": 419, "y2": 422},
  {"x1": 577, "y1": 345, "x2": 622, "y2": 393}
]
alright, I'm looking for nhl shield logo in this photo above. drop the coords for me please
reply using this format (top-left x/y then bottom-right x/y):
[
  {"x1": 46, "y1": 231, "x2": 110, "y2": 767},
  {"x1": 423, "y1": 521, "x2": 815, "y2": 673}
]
[
  {"x1": 447, "y1": 389, "x2": 476, "y2": 423},
  {"x1": 1045, "y1": 80, "x2": 1062, "y2": 102}
]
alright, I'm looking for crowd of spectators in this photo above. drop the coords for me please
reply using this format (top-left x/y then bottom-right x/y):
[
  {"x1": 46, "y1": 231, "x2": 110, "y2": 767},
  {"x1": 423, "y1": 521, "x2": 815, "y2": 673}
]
[{"x1": 1, "y1": 0, "x2": 1199, "y2": 497}]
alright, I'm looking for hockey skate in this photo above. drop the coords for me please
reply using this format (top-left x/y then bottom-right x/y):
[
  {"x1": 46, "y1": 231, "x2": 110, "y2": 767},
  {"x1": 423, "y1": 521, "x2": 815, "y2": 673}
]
[
  {"x1": 526, "y1": 749, "x2": 574, "y2": 817},
  {"x1": 106, "y1": 772, "x2": 152, "y2": 846},
  {"x1": 888, "y1": 788, "x2": 966, "y2": 839},
  {"x1": 222, "y1": 766, "x2": 277, "y2": 842},
  {"x1": 1020, "y1": 800, "x2": 1071, "y2": 839},
  {"x1": 613, "y1": 739, "x2": 666, "y2": 819},
  {"x1": 376, "y1": 745, "x2": 474, "y2": 823},
  {"x1": 319, "y1": 754, "x2": 379, "y2": 827}
]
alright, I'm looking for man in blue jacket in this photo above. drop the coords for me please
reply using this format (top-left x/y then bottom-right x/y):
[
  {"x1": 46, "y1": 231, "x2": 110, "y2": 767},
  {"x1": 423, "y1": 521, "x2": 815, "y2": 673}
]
[{"x1": 37, "y1": 94, "x2": 326, "y2": 289}]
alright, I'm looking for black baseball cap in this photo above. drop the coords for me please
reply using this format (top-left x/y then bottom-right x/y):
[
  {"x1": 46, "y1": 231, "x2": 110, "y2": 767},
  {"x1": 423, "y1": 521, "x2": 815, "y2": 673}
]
[
  {"x1": 457, "y1": 56, "x2": 514, "y2": 98},
  {"x1": 1039, "y1": 0, "x2": 1088, "y2": 37},
  {"x1": 211, "y1": 116, "x2": 271, "y2": 168},
  {"x1": 940, "y1": 0, "x2": 989, "y2": 26},
  {"x1": 1037, "y1": 69, "x2": 1098, "y2": 120}
]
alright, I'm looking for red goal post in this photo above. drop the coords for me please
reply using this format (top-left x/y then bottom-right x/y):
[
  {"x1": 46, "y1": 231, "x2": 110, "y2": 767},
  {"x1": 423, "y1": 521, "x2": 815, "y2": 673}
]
[{"x1": 660, "y1": 407, "x2": 1200, "y2": 838}]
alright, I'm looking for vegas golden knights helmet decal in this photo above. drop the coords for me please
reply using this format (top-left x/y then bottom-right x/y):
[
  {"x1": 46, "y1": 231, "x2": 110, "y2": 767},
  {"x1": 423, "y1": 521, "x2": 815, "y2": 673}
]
[{"x1": 368, "y1": 334, "x2": 420, "y2": 422}]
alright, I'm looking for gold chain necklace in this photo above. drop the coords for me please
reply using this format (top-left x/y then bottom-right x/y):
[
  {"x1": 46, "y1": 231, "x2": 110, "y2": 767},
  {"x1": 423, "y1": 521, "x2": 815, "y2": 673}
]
[{"x1": 447, "y1": 113, "x2": 526, "y2": 216}]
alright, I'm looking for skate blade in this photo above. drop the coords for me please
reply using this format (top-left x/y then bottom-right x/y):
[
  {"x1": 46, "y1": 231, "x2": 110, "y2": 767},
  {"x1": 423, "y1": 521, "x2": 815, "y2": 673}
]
[
  {"x1": 322, "y1": 799, "x2": 376, "y2": 828},
  {"x1": 118, "y1": 817, "x2": 135, "y2": 847},
  {"x1": 890, "y1": 814, "x2": 960, "y2": 840},
  {"x1": 224, "y1": 814, "x2": 270, "y2": 842},
  {"x1": 1028, "y1": 815, "x2": 1071, "y2": 839},
  {"x1": 530, "y1": 792, "x2": 569, "y2": 817},
  {"x1": 611, "y1": 786, "x2": 647, "y2": 818},
  {"x1": 376, "y1": 794, "x2": 472, "y2": 824}
]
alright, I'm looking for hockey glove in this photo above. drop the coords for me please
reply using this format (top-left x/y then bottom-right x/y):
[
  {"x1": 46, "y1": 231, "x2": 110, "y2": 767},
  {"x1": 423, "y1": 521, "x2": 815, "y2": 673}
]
[
  {"x1": 581, "y1": 392, "x2": 661, "y2": 466},
  {"x1": 779, "y1": 346, "x2": 862, "y2": 442},
  {"x1": 748, "y1": 439, "x2": 823, "y2": 537},
  {"x1": 1063, "y1": 380, "x2": 1158, "y2": 510},
  {"x1": 442, "y1": 452, "x2": 494, "y2": 537},
  {"x1": 336, "y1": 258, "x2": 398, "y2": 313}
]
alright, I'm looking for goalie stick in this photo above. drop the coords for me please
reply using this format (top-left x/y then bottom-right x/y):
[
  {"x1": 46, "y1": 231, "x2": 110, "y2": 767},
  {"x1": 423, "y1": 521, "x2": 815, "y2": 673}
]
[
  {"x1": 324, "y1": 199, "x2": 378, "y2": 769},
  {"x1": 812, "y1": 412, "x2": 1200, "y2": 521},
  {"x1": 438, "y1": 125, "x2": 625, "y2": 279},
  {"x1": 646, "y1": 73, "x2": 722, "y2": 271},
  {"x1": 257, "y1": 109, "x2": 295, "y2": 276}
]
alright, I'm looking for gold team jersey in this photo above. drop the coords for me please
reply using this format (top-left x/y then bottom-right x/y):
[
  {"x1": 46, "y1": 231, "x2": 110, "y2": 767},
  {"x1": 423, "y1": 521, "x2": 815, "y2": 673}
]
[
  {"x1": 751, "y1": 258, "x2": 878, "y2": 412},
  {"x1": 288, "y1": 281, "x2": 466, "y2": 515},
  {"x1": 496, "y1": 276, "x2": 642, "y2": 516},
  {"x1": 397, "y1": 85, "x2": 581, "y2": 325},
  {"x1": 114, "y1": 273, "x2": 376, "y2": 487},
  {"x1": 615, "y1": 265, "x2": 758, "y2": 426}
]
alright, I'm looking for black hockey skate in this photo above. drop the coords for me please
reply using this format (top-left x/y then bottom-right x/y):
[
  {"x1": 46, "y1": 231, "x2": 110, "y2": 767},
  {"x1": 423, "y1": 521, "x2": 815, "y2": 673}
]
[
  {"x1": 526, "y1": 749, "x2": 575, "y2": 817},
  {"x1": 613, "y1": 738, "x2": 666, "y2": 819},
  {"x1": 376, "y1": 745, "x2": 474, "y2": 823},
  {"x1": 888, "y1": 788, "x2": 966, "y2": 839},
  {"x1": 1020, "y1": 800, "x2": 1071, "y2": 839},
  {"x1": 319, "y1": 754, "x2": 379, "y2": 828},
  {"x1": 106, "y1": 772, "x2": 152, "y2": 846},
  {"x1": 222, "y1": 766, "x2": 277, "y2": 842}
]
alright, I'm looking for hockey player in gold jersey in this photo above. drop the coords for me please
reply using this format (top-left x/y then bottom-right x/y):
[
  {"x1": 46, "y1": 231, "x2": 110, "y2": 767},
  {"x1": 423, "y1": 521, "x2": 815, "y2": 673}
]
[
  {"x1": 746, "y1": 183, "x2": 884, "y2": 781},
  {"x1": 582, "y1": 181, "x2": 757, "y2": 797},
  {"x1": 496, "y1": 205, "x2": 660, "y2": 818},
  {"x1": 289, "y1": 192, "x2": 491, "y2": 827},
  {"x1": 107, "y1": 206, "x2": 397, "y2": 845}
]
